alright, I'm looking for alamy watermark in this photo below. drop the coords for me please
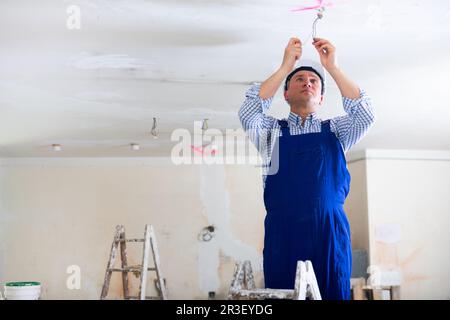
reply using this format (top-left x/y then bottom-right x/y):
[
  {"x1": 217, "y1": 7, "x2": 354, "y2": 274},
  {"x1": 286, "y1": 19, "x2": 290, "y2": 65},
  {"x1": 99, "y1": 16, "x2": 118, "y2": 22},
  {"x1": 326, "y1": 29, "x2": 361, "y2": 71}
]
[
  {"x1": 66, "y1": 265, "x2": 81, "y2": 290},
  {"x1": 170, "y1": 121, "x2": 280, "y2": 175},
  {"x1": 66, "y1": 5, "x2": 81, "y2": 30}
]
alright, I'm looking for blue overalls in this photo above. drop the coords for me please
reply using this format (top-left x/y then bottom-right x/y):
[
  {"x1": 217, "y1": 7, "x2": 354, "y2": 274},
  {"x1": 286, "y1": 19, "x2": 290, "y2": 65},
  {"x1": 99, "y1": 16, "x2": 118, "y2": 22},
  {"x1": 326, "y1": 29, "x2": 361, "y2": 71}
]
[{"x1": 263, "y1": 119, "x2": 352, "y2": 300}]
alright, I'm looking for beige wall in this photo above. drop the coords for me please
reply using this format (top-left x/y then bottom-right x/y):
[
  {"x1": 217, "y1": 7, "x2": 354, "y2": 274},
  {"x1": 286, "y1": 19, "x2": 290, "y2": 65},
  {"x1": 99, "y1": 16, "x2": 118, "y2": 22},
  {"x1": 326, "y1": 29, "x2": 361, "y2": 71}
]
[
  {"x1": 346, "y1": 150, "x2": 450, "y2": 299},
  {"x1": 365, "y1": 152, "x2": 450, "y2": 299},
  {"x1": 0, "y1": 158, "x2": 265, "y2": 299}
]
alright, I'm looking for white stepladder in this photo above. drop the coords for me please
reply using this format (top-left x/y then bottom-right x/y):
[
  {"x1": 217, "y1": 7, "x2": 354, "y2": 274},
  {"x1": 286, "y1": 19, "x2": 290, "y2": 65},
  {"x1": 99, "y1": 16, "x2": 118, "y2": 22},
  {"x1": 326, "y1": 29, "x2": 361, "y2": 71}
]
[
  {"x1": 228, "y1": 260, "x2": 321, "y2": 300},
  {"x1": 100, "y1": 224, "x2": 167, "y2": 300}
]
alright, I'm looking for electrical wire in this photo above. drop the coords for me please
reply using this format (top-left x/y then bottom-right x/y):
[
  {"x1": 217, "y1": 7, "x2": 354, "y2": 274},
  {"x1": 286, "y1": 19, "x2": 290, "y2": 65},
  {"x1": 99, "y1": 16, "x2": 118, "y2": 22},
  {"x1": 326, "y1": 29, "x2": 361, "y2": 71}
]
[{"x1": 303, "y1": 8, "x2": 325, "y2": 46}]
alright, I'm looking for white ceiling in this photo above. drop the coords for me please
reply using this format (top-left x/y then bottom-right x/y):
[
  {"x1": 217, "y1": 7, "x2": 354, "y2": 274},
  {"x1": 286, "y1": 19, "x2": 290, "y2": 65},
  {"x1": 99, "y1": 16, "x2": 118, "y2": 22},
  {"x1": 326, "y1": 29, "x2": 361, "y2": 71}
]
[{"x1": 1, "y1": 0, "x2": 450, "y2": 157}]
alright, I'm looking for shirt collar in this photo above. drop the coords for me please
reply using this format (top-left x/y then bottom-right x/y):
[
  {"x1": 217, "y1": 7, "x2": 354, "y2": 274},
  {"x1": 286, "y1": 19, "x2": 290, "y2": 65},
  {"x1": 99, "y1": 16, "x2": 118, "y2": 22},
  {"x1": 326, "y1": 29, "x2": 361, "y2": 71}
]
[{"x1": 288, "y1": 112, "x2": 318, "y2": 126}]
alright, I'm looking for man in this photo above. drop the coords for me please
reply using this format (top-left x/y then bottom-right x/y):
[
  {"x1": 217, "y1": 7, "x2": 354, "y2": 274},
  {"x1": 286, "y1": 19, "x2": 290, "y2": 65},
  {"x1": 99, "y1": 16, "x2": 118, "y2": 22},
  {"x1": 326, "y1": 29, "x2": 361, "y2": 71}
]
[{"x1": 238, "y1": 37, "x2": 375, "y2": 300}]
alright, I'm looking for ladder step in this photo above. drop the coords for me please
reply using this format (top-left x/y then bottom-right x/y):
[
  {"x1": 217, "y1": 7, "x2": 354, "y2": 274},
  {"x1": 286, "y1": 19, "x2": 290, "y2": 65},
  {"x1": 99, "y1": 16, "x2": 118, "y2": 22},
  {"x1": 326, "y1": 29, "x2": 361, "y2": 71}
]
[
  {"x1": 231, "y1": 288, "x2": 294, "y2": 300},
  {"x1": 115, "y1": 238, "x2": 144, "y2": 243},
  {"x1": 109, "y1": 266, "x2": 156, "y2": 272},
  {"x1": 125, "y1": 296, "x2": 161, "y2": 300}
]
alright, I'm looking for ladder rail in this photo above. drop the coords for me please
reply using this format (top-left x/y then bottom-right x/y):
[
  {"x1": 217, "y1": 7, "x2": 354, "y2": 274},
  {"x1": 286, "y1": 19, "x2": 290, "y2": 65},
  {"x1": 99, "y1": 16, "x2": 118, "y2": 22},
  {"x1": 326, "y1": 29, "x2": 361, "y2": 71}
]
[
  {"x1": 138, "y1": 225, "x2": 151, "y2": 300},
  {"x1": 305, "y1": 261, "x2": 321, "y2": 300},
  {"x1": 100, "y1": 225, "x2": 123, "y2": 299},
  {"x1": 119, "y1": 228, "x2": 130, "y2": 299},
  {"x1": 148, "y1": 225, "x2": 168, "y2": 300}
]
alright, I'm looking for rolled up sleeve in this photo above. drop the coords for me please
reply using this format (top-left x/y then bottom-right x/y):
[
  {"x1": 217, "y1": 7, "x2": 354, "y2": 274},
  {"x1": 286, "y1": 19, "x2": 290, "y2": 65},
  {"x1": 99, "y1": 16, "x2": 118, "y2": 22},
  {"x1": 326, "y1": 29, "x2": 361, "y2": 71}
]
[
  {"x1": 238, "y1": 83, "x2": 277, "y2": 151},
  {"x1": 331, "y1": 89, "x2": 376, "y2": 152}
]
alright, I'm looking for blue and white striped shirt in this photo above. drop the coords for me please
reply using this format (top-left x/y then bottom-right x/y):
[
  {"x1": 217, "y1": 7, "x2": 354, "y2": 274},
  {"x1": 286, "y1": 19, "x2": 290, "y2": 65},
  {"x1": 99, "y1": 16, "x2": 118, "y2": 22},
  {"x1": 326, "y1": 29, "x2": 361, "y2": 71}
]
[{"x1": 238, "y1": 83, "x2": 375, "y2": 183}]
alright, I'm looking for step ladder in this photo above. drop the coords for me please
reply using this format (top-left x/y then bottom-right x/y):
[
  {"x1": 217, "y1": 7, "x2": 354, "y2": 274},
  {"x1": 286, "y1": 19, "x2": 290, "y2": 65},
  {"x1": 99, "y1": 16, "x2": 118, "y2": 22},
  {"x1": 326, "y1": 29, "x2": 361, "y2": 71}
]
[
  {"x1": 228, "y1": 260, "x2": 321, "y2": 300},
  {"x1": 100, "y1": 224, "x2": 167, "y2": 300}
]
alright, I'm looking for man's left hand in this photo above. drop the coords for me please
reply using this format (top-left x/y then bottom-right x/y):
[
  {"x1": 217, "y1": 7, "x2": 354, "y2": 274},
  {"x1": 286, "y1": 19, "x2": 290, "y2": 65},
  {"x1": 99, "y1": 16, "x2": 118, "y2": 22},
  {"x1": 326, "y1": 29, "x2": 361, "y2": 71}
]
[{"x1": 313, "y1": 38, "x2": 338, "y2": 71}]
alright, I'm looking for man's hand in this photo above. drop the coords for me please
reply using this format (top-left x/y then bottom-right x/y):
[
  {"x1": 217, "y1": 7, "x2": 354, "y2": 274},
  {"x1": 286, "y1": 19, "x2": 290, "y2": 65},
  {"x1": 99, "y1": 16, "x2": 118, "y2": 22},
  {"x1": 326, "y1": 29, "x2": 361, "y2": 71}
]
[
  {"x1": 258, "y1": 37, "x2": 302, "y2": 99},
  {"x1": 281, "y1": 37, "x2": 302, "y2": 73},
  {"x1": 313, "y1": 37, "x2": 338, "y2": 71},
  {"x1": 313, "y1": 37, "x2": 361, "y2": 99}
]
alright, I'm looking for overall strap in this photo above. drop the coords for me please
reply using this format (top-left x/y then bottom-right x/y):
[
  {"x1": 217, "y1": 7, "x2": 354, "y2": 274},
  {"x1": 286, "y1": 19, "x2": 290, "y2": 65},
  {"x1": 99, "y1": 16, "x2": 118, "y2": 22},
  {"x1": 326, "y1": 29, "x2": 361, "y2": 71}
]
[
  {"x1": 321, "y1": 120, "x2": 331, "y2": 134},
  {"x1": 277, "y1": 120, "x2": 290, "y2": 137}
]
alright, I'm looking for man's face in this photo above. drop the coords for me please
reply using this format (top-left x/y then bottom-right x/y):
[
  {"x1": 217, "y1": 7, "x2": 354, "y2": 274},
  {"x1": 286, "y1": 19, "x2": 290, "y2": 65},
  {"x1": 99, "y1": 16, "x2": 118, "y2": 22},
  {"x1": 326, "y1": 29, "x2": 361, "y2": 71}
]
[{"x1": 284, "y1": 70, "x2": 323, "y2": 108}]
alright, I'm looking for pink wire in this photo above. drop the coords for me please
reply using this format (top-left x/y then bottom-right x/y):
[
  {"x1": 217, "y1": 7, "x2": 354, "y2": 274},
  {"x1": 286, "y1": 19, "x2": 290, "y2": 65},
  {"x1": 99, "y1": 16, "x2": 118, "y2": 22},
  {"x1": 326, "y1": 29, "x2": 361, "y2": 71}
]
[
  {"x1": 190, "y1": 145, "x2": 217, "y2": 156},
  {"x1": 291, "y1": 0, "x2": 337, "y2": 12},
  {"x1": 291, "y1": 0, "x2": 323, "y2": 12},
  {"x1": 191, "y1": 145, "x2": 204, "y2": 155}
]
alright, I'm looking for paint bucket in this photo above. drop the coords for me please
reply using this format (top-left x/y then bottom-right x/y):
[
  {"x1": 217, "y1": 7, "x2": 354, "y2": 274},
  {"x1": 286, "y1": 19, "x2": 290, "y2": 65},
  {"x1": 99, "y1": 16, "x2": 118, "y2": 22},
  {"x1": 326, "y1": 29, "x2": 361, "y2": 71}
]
[{"x1": 4, "y1": 282, "x2": 41, "y2": 300}]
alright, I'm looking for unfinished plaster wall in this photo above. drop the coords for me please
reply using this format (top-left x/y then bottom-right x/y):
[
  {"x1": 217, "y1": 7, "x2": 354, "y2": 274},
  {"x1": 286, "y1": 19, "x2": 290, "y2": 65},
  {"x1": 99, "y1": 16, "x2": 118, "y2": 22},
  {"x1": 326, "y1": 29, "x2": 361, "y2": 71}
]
[
  {"x1": 365, "y1": 151, "x2": 450, "y2": 299},
  {"x1": 0, "y1": 158, "x2": 265, "y2": 299},
  {"x1": 2, "y1": 151, "x2": 448, "y2": 299}
]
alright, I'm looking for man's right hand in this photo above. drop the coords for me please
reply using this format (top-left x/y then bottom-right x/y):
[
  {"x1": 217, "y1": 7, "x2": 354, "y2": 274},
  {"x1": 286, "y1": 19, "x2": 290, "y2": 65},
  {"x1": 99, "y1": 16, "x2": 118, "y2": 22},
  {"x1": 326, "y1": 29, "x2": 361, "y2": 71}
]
[
  {"x1": 258, "y1": 37, "x2": 302, "y2": 99},
  {"x1": 281, "y1": 37, "x2": 302, "y2": 73}
]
